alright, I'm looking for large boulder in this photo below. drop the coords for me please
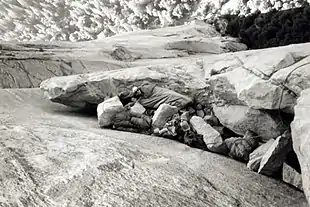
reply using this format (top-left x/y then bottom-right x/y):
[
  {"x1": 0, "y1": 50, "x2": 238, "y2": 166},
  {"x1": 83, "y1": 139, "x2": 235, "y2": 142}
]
[
  {"x1": 213, "y1": 105, "x2": 287, "y2": 142},
  {"x1": 291, "y1": 88, "x2": 310, "y2": 204},
  {"x1": 205, "y1": 43, "x2": 310, "y2": 111},
  {"x1": 40, "y1": 64, "x2": 208, "y2": 109},
  {"x1": 0, "y1": 88, "x2": 306, "y2": 207}
]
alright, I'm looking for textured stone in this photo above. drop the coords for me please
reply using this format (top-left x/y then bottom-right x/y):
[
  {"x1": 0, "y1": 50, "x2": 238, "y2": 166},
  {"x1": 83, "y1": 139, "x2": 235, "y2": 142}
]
[
  {"x1": 247, "y1": 139, "x2": 275, "y2": 172},
  {"x1": 0, "y1": 88, "x2": 306, "y2": 207},
  {"x1": 152, "y1": 104, "x2": 178, "y2": 129},
  {"x1": 258, "y1": 131, "x2": 293, "y2": 177},
  {"x1": 97, "y1": 96, "x2": 124, "y2": 128},
  {"x1": 190, "y1": 116, "x2": 222, "y2": 152},
  {"x1": 196, "y1": 109, "x2": 205, "y2": 118},
  {"x1": 213, "y1": 105, "x2": 287, "y2": 142},
  {"x1": 283, "y1": 163, "x2": 303, "y2": 191},
  {"x1": 180, "y1": 111, "x2": 190, "y2": 121},
  {"x1": 205, "y1": 43, "x2": 310, "y2": 111},
  {"x1": 203, "y1": 114, "x2": 220, "y2": 126},
  {"x1": 0, "y1": 22, "x2": 248, "y2": 89},
  {"x1": 291, "y1": 88, "x2": 310, "y2": 204},
  {"x1": 40, "y1": 64, "x2": 208, "y2": 109},
  {"x1": 130, "y1": 101, "x2": 146, "y2": 114}
]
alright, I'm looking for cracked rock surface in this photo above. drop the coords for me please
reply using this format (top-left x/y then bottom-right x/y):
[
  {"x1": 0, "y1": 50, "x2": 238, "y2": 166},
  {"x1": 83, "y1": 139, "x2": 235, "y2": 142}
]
[
  {"x1": 0, "y1": 88, "x2": 307, "y2": 207},
  {"x1": 292, "y1": 88, "x2": 310, "y2": 205},
  {"x1": 0, "y1": 22, "x2": 246, "y2": 89}
]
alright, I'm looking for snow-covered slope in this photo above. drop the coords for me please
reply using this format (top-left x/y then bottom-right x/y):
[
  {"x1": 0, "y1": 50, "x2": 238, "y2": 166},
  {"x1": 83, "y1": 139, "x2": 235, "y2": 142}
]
[{"x1": 0, "y1": 0, "x2": 308, "y2": 42}]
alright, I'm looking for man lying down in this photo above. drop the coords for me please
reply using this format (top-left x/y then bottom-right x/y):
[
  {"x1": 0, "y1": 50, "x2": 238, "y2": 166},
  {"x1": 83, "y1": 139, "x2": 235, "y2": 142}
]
[
  {"x1": 98, "y1": 82, "x2": 193, "y2": 134},
  {"x1": 98, "y1": 83, "x2": 264, "y2": 162}
]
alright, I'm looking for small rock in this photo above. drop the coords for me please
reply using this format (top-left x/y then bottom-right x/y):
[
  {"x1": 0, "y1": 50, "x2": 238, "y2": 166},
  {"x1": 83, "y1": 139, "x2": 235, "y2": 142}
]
[
  {"x1": 153, "y1": 128, "x2": 160, "y2": 135},
  {"x1": 152, "y1": 104, "x2": 178, "y2": 129},
  {"x1": 97, "y1": 96, "x2": 124, "y2": 127},
  {"x1": 204, "y1": 115, "x2": 219, "y2": 126},
  {"x1": 258, "y1": 131, "x2": 293, "y2": 177},
  {"x1": 190, "y1": 116, "x2": 222, "y2": 152},
  {"x1": 247, "y1": 139, "x2": 275, "y2": 172},
  {"x1": 130, "y1": 102, "x2": 146, "y2": 114},
  {"x1": 180, "y1": 121, "x2": 191, "y2": 132},
  {"x1": 180, "y1": 111, "x2": 190, "y2": 121},
  {"x1": 283, "y1": 163, "x2": 303, "y2": 191},
  {"x1": 188, "y1": 107, "x2": 196, "y2": 115},
  {"x1": 159, "y1": 128, "x2": 169, "y2": 135},
  {"x1": 111, "y1": 46, "x2": 135, "y2": 61},
  {"x1": 204, "y1": 107, "x2": 212, "y2": 115},
  {"x1": 196, "y1": 104, "x2": 203, "y2": 110},
  {"x1": 213, "y1": 126, "x2": 225, "y2": 135},
  {"x1": 196, "y1": 109, "x2": 205, "y2": 118}
]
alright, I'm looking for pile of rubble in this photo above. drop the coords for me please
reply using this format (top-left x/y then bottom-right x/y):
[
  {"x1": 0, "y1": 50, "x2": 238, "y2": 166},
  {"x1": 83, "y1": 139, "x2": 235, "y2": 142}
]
[{"x1": 96, "y1": 83, "x2": 302, "y2": 190}]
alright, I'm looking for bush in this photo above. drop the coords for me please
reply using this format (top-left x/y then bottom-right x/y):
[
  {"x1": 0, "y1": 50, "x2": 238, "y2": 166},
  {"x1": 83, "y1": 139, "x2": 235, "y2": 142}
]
[{"x1": 221, "y1": 4, "x2": 310, "y2": 49}]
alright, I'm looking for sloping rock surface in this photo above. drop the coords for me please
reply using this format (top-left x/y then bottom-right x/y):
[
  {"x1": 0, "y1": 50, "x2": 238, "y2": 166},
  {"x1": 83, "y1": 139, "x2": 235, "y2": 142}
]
[
  {"x1": 0, "y1": 22, "x2": 246, "y2": 89},
  {"x1": 0, "y1": 88, "x2": 306, "y2": 207},
  {"x1": 291, "y1": 88, "x2": 310, "y2": 204}
]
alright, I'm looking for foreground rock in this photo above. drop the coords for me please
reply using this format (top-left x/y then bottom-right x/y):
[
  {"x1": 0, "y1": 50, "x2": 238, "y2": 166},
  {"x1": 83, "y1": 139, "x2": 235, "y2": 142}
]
[
  {"x1": 258, "y1": 131, "x2": 293, "y2": 177},
  {"x1": 291, "y1": 88, "x2": 310, "y2": 204},
  {"x1": 213, "y1": 105, "x2": 287, "y2": 142},
  {"x1": 0, "y1": 88, "x2": 306, "y2": 207},
  {"x1": 247, "y1": 140, "x2": 275, "y2": 171}
]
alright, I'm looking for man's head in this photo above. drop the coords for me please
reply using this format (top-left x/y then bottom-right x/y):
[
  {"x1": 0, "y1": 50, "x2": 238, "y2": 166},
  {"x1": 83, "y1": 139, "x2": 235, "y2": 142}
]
[{"x1": 132, "y1": 86, "x2": 142, "y2": 97}]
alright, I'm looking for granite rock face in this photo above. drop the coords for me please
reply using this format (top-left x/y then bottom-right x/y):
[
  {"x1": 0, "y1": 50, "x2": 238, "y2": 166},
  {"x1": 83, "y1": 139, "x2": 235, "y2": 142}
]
[
  {"x1": 205, "y1": 43, "x2": 310, "y2": 112},
  {"x1": 0, "y1": 22, "x2": 247, "y2": 90},
  {"x1": 2, "y1": 22, "x2": 310, "y2": 207},
  {"x1": 291, "y1": 88, "x2": 310, "y2": 204},
  {"x1": 0, "y1": 88, "x2": 306, "y2": 207},
  {"x1": 213, "y1": 105, "x2": 287, "y2": 142},
  {"x1": 40, "y1": 64, "x2": 208, "y2": 109},
  {"x1": 0, "y1": 42, "x2": 126, "y2": 89}
]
